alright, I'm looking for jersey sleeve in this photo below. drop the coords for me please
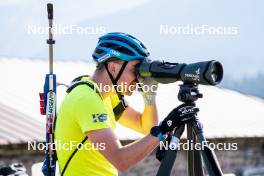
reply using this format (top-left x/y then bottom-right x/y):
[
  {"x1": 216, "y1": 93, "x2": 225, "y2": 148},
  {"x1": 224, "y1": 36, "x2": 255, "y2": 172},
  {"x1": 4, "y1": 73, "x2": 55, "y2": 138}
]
[{"x1": 74, "y1": 87, "x2": 111, "y2": 134}]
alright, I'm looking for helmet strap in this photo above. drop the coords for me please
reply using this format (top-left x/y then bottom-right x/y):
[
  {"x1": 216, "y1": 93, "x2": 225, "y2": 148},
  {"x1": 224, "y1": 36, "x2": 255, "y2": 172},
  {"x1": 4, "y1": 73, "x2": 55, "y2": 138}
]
[
  {"x1": 104, "y1": 61, "x2": 128, "y2": 99},
  {"x1": 104, "y1": 61, "x2": 129, "y2": 119}
]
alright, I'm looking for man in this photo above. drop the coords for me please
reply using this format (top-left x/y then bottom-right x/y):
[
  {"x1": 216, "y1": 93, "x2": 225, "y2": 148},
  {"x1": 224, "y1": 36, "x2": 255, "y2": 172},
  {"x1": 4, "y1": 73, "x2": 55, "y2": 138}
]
[{"x1": 55, "y1": 32, "x2": 198, "y2": 176}]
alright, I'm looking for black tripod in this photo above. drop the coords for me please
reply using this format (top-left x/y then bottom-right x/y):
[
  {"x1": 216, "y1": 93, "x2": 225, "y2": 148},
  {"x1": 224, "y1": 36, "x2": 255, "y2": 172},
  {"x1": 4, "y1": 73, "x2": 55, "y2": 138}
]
[{"x1": 156, "y1": 83, "x2": 223, "y2": 176}]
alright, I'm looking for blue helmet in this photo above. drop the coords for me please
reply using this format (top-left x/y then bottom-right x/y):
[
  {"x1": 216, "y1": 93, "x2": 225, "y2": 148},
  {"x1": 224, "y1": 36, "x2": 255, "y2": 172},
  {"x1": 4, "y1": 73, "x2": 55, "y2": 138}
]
[{"x1": 92, "y1": 32, "x2": 150, "y2": 63}]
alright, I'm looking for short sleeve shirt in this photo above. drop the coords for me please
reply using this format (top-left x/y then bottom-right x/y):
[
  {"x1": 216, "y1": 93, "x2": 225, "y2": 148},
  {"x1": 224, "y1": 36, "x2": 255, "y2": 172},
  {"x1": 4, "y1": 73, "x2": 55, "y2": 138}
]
[{"x1": 55, "y1": 78, "x2": 118, "y2": 176}]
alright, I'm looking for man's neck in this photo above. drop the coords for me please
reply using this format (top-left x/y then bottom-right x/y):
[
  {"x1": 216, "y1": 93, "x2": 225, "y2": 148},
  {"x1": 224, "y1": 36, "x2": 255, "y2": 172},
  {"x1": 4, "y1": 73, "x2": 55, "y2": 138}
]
[{"x1": 90, "y1": 72, "x2": 114, "y2": 99}]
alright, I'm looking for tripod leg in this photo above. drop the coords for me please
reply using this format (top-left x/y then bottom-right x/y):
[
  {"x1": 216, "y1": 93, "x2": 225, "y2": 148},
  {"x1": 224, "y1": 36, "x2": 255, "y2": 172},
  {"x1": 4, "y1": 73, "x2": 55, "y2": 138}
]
[
  {"x1": 193, "y1": 135, "x2": 204, "y2": 176},
  {"x1": 191, "y1": 119, "x2": 223, "y2": 176},
  {"x1": 187, "y1": 124, "x2": 195, "y2": 176},
  {"x1": 156, "y1": 125, "x2": 185, "y2": 176},
  {"x1": 156, "y1": 148, "x2": 178, "y2": 176}
]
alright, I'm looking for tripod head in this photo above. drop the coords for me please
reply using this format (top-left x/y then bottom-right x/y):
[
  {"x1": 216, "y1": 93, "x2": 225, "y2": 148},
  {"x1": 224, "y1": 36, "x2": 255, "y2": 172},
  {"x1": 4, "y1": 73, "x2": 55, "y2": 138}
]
[{"x1": 178, "y1": 83, "x2": 203, "y2": 103}]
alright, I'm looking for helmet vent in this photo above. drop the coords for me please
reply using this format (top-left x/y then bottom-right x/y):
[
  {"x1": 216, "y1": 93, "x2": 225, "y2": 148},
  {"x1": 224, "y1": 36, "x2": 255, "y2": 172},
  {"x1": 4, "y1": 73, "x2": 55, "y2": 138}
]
[
  {"x1": 106, "y1": 37, "x2": 147, "y2": 57},
  {"x1": 115, "y1": 46, "x2": 134, "y2": 56},
  {"x1": 100, "y1": 42, "x2": 135, "y2": 56},
  {"x1": 95, "y1": 49, "x2": 104, "y2": 54}
]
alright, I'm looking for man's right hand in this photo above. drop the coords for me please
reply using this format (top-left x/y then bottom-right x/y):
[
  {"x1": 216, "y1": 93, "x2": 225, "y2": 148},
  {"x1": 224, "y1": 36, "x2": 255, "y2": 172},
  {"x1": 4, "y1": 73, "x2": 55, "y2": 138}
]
[{"x1": 157, "y1": 103, "x2": 199, "y2": 135}]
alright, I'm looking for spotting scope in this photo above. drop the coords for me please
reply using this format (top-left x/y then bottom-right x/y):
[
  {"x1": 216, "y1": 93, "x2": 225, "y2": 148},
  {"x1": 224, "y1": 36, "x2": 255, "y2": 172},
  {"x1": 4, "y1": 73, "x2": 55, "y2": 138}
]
[{"x1": 136, "y1": 60, "x2": 223, "y2": 85}]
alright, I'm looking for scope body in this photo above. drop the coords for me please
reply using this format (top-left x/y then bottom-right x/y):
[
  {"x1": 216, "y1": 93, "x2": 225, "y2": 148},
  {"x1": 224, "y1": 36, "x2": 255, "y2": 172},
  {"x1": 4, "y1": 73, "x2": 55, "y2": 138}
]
[{"x1": 136, "y1": 60, "x2": 223, "y2": 85}]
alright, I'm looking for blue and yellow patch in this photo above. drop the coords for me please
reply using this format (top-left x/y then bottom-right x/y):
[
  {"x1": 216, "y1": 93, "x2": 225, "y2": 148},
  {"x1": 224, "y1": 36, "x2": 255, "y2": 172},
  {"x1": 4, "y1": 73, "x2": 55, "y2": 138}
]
[{"x1": 92, "y1": 113, "x2": 108, "y2": 122}]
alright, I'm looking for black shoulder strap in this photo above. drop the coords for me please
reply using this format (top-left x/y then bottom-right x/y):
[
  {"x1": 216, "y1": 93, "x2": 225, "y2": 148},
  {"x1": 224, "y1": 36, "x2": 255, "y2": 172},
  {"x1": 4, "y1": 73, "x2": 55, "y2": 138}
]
[
  {"x1": 66, "y1": 75, "x2": 100, "y2": 95},
  {"x1": 60, "y1": 137, "x2": 88, "y2": 176},
  {"x1": 71, "y1": 74, "x2": 89, "y2": 82},
  {"x1": 66, "y1": 80, "x2": 101, "y2": 98}
]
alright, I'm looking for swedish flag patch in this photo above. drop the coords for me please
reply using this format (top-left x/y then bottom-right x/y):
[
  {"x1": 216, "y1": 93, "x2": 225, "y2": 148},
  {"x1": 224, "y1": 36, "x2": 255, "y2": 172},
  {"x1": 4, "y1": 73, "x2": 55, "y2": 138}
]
[{"x1": 92, "y1": 114, "x2": 108, "y2": 122}]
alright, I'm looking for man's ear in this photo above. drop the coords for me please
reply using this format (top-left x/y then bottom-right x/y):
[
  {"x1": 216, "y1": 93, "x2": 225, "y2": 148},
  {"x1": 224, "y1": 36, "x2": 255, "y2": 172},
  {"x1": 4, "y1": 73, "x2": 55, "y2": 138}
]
[{"x1": 107, "y1": 62, "x2": 118, "y2": 76}]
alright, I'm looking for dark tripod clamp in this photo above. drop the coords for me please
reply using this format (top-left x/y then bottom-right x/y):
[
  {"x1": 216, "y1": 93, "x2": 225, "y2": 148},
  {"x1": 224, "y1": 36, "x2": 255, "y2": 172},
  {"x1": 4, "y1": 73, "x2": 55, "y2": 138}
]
[{"x1": 156, "y1": 83, "x2": 223, "y2": 176}]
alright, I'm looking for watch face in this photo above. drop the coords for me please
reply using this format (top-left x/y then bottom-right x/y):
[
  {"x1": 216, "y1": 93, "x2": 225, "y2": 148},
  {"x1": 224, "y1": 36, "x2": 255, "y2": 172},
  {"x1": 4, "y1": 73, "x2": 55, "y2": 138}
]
[{"x1": 151, "y1": 126, "x2": 160, "y2": 137}]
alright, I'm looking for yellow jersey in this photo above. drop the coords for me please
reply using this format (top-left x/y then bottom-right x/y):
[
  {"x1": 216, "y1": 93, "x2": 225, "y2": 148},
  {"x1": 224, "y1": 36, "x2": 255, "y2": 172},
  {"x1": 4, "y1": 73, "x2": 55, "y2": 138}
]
[{"x1": 55, "y1": 77, "x2": 118, "y2": 176}]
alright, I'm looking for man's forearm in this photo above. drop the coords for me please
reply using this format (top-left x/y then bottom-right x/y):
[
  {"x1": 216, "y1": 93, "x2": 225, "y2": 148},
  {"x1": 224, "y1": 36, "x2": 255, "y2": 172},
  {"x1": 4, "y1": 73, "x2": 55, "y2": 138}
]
[
  {"x1": 117, "y1": 133, "x2": 160, "y2": 171},
  {"x1": 141, "y1": 103, "x2": 159, "y2": 133}
]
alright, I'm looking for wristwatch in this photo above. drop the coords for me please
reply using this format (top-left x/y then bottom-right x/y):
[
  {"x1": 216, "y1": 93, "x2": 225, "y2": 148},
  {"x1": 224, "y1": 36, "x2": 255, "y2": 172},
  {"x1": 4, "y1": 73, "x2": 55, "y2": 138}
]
[{"x1": 150, "y1": 126, "x2": 164, "y2": 141}]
